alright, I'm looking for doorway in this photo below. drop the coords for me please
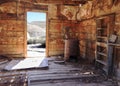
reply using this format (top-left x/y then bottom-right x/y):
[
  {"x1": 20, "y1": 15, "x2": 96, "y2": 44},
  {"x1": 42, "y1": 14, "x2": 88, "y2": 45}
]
[{"x1": 27, "y1": 12, "x2": 46, "y2": 58}]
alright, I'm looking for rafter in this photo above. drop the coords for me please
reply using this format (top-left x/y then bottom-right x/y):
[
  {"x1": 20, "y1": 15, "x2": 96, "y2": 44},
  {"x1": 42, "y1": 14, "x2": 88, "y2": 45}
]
[
  {"x1": 0, "y1": 0, "x2": 93, "y2": 5},
  {"x1": 0, "y1": 0, "x2": 17, "y2": 4}
]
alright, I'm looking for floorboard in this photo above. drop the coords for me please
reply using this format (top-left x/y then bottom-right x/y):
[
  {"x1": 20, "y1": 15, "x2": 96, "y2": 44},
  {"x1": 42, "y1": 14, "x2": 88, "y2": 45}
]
[{"x1": 0, "y1": 56, "x2": 118, "y2": 86}]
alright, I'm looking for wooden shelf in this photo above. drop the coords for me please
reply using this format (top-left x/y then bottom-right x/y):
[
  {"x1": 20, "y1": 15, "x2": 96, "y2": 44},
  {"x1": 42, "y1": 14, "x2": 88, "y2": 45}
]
[
  {"x1": 96, "y1": 59, "x2": 107, "y2": 66},
  {"x1": 96, "y1": 14, "x2": 115, "y2": 76},
  {"x1": 97, "y1": 52, "x2": 107, "y2": 57},
  {"x1": 97, "y1": 36, "x2": 107, "y2": 39},
  {"x1": 97, "y1": 42, "x2": 107, "y2": 47},
  {"x1": 97, "y1": 28, "x2": 107, "y2": 30},
  {"x1": 108, "y1": 43, "x2": 120, "y2": 46}
]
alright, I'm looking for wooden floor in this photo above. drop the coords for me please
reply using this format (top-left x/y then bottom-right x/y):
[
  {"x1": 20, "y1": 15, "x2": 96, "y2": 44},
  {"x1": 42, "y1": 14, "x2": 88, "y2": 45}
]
[{"x1": 0, "y1": 56, "x2": 118, "y2": 86}]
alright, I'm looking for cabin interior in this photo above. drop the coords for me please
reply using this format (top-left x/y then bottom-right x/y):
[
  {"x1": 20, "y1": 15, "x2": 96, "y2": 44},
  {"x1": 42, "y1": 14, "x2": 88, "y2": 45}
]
[{"x1": 0, "y1": 0, "x2": 120, "y2": 86}]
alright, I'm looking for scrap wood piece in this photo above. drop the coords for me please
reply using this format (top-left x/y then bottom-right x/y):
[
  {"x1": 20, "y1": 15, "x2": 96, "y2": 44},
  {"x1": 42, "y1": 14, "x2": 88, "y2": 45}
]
[
  {"x1": 0, "y1": 60, "x2": 8, "y2": 65},
  {"x1": 0, "y1": 55, "x2": 12, "y2": 60},
  {"x1": 0, "y1": 55, "x2": 11, "y2": 65},
  {"x1": 28, "y1": 73, "x2": 100, "y2": 86},
  {"x1": 54, "y1": 60, "x2": 65, "y2": 64},
  {"x1": 0, "y1": 73, "x2": 27, "y2": 85}
]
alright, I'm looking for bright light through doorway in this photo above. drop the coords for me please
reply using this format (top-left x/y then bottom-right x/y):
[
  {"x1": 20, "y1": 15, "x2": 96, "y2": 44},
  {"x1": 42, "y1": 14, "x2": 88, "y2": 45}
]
[
  {"x1": 27, "y1": 12, "x2": 46, "y2": 23},
  {"x1": 27, "y1": 12, "x2": 46, "y2": 58}
]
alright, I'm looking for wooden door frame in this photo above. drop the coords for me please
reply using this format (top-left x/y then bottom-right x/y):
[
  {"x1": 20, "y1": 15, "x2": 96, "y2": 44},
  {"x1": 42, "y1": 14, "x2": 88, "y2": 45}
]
[{"x1": 24, "y1": 10, "x2": 49, "y2": 57}]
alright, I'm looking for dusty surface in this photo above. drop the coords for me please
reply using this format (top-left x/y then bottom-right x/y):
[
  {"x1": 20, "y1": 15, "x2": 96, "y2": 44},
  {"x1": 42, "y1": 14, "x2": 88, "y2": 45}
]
[
  {"x1": 0, "y1": 56, "x2": 118, "y2": 86},
  {"x1": 27, "y1": 44, "x2": 46, "y2": 57}
]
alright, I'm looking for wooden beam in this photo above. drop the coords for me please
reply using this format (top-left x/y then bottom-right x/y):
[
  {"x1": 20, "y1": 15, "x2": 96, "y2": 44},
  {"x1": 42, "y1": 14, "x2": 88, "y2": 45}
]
[
  {"x1": 0, "y1": 0, "x2": 17, "y2": 4},
  {"x1": 0, "y1": 0, "x2": 92, "y2": 5}
]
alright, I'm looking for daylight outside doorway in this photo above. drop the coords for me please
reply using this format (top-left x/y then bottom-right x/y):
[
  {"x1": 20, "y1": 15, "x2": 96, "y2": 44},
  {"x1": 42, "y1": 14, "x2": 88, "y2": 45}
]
[{"x1": 27, "y1": 12, "x2": 46, "y2": 58}]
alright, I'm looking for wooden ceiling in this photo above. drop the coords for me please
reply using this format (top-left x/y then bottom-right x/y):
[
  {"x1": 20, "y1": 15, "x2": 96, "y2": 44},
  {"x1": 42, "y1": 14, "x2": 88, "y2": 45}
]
[{"x1": 0, "y1": 0, "x2": 92, "y2": 5}]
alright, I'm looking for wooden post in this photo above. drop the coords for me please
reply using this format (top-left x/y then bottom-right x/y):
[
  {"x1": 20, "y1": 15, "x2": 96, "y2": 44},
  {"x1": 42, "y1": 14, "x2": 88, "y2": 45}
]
[{"x1": 108, "y1": 45, "x2": 114, "y2": 76}]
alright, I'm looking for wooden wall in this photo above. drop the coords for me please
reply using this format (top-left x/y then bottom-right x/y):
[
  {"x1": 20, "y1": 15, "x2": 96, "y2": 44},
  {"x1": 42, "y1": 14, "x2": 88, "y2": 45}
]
[
  {"x1": 0, "y1": 0, "x2": 120, "y2": 62},
  {"x1": 0, "y1": 0, "x2": 120, "y2": 78},
  {"x1": 47, "y1": 5, "x2": 79, "y2": 56},
  {"x1": 74, "y1": 0, "x2": 120, "y2": 78},
  {"x1": 0, "y1": 2, "x2": 76, "y2": 57},
  {"x1": 77, "y1": 19, "x2": 96, "y2": 61},
  {"x1": 0, "y1": 2, "x2": 48, "y2": 57},
  {"x1": 71, "y1": 0, "x2": 120, "y2": 62},
  {"x1": 0, "y1": 2, "x2": 25, "y2": 57}
]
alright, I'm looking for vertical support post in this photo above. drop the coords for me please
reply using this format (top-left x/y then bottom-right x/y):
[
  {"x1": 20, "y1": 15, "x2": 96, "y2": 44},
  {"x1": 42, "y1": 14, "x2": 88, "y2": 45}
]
[{"x1": 108, "y1": 45, "x2": 114, "y2": 76}]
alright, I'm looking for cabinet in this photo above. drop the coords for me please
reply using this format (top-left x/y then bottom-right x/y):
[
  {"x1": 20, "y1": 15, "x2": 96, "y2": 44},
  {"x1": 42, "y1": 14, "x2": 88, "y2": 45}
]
[
  {"x1": 96, "y1": 17, "x2": 108, "y2": 70},
  {"x1": 95, "y1": 14, "x2": 115, "y2": 76}
]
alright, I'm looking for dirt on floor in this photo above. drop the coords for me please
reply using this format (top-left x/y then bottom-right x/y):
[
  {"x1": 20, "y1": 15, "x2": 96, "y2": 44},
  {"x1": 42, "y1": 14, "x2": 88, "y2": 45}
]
[{"x1": 0, "y1": 56, "x2": 118, "y2": 86}]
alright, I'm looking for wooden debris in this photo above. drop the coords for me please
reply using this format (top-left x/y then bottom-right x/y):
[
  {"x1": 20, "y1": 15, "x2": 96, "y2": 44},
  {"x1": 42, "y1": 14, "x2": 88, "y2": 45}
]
[{"x1": 0, "y1": 55, "x2": 11, "y2": 65}]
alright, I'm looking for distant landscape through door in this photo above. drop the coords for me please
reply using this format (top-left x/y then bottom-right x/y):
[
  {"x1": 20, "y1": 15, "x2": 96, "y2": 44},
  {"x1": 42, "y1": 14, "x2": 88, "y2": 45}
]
[{"x1": 27, "y1": 12, "x2": 46, "y2": 58}]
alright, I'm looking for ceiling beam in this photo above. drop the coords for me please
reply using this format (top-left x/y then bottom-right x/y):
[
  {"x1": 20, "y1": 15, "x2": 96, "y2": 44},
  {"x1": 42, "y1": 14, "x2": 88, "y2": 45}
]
[
  {"x1": 0, "y1": 0, "x2": 92, "y2": 5},
  {"x1": 0, "y1": 0, "x2": 17, "y2": 4}
]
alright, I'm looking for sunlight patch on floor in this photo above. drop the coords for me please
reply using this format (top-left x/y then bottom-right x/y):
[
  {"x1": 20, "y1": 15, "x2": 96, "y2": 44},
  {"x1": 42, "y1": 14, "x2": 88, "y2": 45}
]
[{"x1": 4, "y1": 57, "x2": 46, "y2": 70}]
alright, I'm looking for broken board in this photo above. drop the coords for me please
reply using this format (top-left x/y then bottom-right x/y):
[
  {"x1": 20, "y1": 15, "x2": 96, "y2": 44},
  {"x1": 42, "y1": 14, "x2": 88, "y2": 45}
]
[{"x1": 4, "y1": 57, "x2": 48, "y2": 70}]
